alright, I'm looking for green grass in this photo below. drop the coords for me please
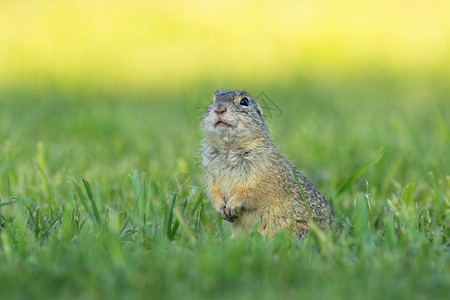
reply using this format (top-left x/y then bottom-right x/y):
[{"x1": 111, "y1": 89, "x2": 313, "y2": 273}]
[{"x1": 0, "y1": 75, "x2": 449, "y2": 299}]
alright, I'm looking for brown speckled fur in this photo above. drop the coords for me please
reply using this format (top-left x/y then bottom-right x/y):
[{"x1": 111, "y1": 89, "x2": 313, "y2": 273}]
[{"x1": 201, "y1": 90, "x2": 336, "y2": 238}]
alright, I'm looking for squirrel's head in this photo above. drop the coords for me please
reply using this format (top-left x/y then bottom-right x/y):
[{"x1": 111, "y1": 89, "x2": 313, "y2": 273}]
[{"x1": 201, "y1": 90, "x2": 268, "y2": 145}]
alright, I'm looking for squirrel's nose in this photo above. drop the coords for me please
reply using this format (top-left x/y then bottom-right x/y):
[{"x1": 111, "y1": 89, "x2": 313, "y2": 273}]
[{"x1": 214, "y1": 104, "x2": 227, "y2": 116}]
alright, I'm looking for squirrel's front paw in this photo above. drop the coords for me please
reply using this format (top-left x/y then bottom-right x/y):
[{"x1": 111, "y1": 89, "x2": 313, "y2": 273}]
[
  {"x1": 218, "y1": 205, "x2": 235, "y2": 222},
  {"x1": 224, "y1": 200, "x2": 243, "y2": 222}
]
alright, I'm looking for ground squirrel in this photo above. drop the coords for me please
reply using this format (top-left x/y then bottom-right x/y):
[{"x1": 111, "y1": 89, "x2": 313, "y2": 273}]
[{"x1": 201, "y1": 90, "x2": 336, "y2": 238}]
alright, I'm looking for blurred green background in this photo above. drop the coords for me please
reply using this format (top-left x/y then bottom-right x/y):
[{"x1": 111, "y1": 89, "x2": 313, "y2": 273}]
[
  {"x1": 0, "y1": 1, "x2": 449, "y2": 299},
  {"x1": 1, "y1": 0, "x2": 449, "y2": 91}
]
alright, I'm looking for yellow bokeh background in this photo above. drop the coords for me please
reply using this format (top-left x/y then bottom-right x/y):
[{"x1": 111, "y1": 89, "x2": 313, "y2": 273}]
[{"x1": 1, "y1": 0, "x2": 449, "y2": 91}]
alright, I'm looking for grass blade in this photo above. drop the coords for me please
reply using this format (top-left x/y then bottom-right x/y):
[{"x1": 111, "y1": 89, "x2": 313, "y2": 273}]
[
  {"x1": 292, "y1": 168, "x2": 312, "y2": 221},
  {"x1": 166, "y1": 192, "x2": 177, "y2": 240},
  {"x1": 428, "y1": 171, "x2": 449, "y2": 209},
  {"x1": 174, "y1": 209, "x2": 196, "y2": 242},
  {"x1": 331, "y1": 148, "x2": 385, "y2": 200},
  {"x1": 72, "y1": 178, "x2": 96, "y2": 224},
  {"x1": 82, "y1": 177, "x2": 101, "y2": 224},
  {"x1": 353, "y1": 193, "x2": 373, "y2": 257},
  {"x1": 0, "y1": 199, "x2": 17, "y2": 207}
]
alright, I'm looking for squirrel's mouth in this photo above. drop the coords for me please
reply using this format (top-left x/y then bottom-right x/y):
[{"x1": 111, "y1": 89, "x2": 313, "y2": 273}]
[{"x1": 215, "y1": 120, "x2": 232, "y2": 128}]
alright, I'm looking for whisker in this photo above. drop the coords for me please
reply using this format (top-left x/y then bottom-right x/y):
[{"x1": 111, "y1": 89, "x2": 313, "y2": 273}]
[
  {"x1": 193, "y1": 117, "x2": 203, "y2": 129},
  {"x1": 189, "y1": 107, "x2": 206, "y2": 113},
  {"x1": 189, "y1": 111, "x2": 205, "y2": 123}
]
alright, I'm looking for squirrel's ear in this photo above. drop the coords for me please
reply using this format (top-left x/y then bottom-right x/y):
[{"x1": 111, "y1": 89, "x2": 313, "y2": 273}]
[{"x1": 255, "y1": 102, "x2": 263, "y2": 117}]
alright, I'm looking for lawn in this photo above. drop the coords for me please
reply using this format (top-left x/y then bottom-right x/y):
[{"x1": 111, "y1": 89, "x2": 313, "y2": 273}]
[{"x1": 0, "y1": 72, "x2": 449, "y2": 299}]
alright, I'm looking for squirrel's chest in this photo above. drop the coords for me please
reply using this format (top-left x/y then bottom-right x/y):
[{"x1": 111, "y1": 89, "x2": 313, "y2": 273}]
[{"x1": 203, "y1": 151, "x2": 252, "y2": 196}]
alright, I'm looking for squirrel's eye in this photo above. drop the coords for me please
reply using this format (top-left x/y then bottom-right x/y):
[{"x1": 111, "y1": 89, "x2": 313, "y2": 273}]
[{"x1": 240, "y1": 97, "x2": 249, "y2": 106}]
